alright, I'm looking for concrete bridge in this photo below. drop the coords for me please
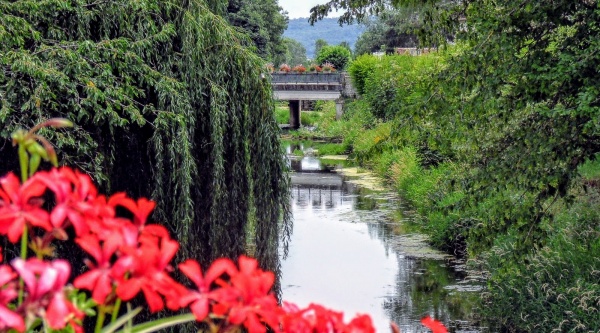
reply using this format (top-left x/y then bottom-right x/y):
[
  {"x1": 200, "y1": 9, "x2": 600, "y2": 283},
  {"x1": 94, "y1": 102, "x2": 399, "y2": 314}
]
[{"x1": 271, "y1": 72, "x2": 355, "y2": 129}]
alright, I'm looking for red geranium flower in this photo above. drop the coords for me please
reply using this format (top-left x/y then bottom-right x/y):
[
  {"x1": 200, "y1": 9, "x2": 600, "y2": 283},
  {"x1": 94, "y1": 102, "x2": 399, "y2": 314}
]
[
  {"x1": 11, "y1": 258, "x2": 84, "y2": 332},
  {"x1": 344, "y1": 314, "x2": 375, "y2": 333},
  {"x1": 0, "y1": 173, "x2": 51, "y2": 243},
  {"x1": 73, "y1": 233, "x2": 121, "y2": 305},
  {"x1": 108, "y1": 192, "x2": 155, "y2": 227},
  {"x1": 38, "y1": 167, "x2": 99, "y2": 236},
  {"x1": 179, "y1": 258, "x2": 238, "y2": 321},
  {"x1": 280, "y1": 302, "x2": 347, "y2": 333},
  {"x1": 114, "y1": 232, "x2": 186, "y2": 312},
  {"x1": 226, "y1": 256, "x2": 281, "y2": 333}
]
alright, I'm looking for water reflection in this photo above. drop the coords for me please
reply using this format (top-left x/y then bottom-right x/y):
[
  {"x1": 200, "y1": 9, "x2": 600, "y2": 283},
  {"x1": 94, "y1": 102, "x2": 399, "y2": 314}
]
[{"x1": 281, "y1": 148, "x2": 483, "y2": 333}]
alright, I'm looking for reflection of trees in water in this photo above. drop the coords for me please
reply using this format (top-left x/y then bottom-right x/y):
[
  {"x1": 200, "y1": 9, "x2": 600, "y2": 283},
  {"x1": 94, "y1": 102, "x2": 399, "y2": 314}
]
[
  {"x1": 362, "y1": 215, "x2": 481, "y2": 329},
  {"x1": 383, "y1": 257, "x2": 452, "y2": 328},
  {"x1": 383, "y1": 257, "x2": 482, "y2": 330},
  {"x1": 354, "y1": 193, "x2": 379, "y2": 210}
]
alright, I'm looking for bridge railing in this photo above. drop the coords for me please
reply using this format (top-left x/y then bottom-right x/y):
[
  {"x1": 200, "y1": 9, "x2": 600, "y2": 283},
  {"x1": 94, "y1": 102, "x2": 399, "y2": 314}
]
[
  {"x1": 271, "y1": 72, "x2": 342, "y2": 83},
  {"x1": 270, "y1": 73, "x2": 343, "y2": 91}
]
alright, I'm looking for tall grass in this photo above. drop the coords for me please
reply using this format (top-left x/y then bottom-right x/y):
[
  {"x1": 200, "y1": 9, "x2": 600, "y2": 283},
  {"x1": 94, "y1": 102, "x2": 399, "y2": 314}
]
[
  {"x1": 300, "y1": 111, "x2": 322, "y2": 126},
  {"x1": 275, "y1": 104, "x2": 289, "y2": 124},
  {"x1": 482, "y1": 187, "x2": 600, "y2": 332}
]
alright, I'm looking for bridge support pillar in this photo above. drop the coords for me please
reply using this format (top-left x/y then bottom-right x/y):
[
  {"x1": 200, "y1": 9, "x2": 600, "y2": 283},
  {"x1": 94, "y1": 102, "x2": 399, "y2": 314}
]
[
  {"x1": 289, "y1": 100, "x2": 301, "y2": 129},
  {"x1": 335, "y1": 98, "x2": 344, "y2": 120}
]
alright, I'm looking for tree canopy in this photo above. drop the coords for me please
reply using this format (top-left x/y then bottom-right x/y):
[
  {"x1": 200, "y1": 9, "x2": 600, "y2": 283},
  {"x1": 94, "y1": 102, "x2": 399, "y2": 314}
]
[
  {"x1": 315, "y1": 45, "x2": 352, "y2": 70},
  {"x1": 0, "y1": 0, "x2": 291, "y2": 276},
  {"x1": 314, "y1": 38, "x2": 329, "y2": 58},
  {"x1": 226, "y1": 0, "x2": 288, "y2": 61},
  {"x1": 276, "y1": 37, "x2": 308, "y2": 66},
  {"x1": 354, "y1": 8, "x2": 421, "y2": 55}
]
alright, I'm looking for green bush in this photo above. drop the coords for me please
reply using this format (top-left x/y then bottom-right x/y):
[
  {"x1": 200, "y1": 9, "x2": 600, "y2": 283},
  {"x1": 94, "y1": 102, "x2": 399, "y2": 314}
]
[
  {"x1": 352, "y1": 122, "x2": 392, "y2": 162},
  {"x1": 578, "y1": 153, "x2": 600, "y2": 180},
  {"x1": 361, "y1": 54, "x2": 442, "y2": 120},
  {"x1": 348, "y1": 54, "x2": 379, "y2": 95},
  {"x1": 315, "y1": 45, "x2": 352, "y2": 71}
]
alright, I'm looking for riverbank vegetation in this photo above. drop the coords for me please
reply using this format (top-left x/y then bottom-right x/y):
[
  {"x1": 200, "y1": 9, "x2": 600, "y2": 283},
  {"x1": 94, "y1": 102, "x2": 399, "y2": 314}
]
[{"x1": 302, "y1": 3, "x2": 600, "y2": 327}]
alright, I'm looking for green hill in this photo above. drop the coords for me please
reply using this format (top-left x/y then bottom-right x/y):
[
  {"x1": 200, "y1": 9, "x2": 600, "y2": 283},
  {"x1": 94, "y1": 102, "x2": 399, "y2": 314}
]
[{"x1": 284, "y1": 17, "x2": 365, "y2": 59}]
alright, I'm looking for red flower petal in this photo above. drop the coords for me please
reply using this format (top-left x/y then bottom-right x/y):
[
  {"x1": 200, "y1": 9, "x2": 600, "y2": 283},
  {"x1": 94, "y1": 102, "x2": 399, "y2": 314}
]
[
  {"x1": 0, "y1": 304, "x2": 25, "y2": 332},
  {"x1": 141, "y1": 284, "x2": 164, "y2": 313},
  {"x1": 421, "y1": 316, "x2": 448, "y2": 333},
  {"x1": 179, "y1": 260, "x2": 203, "y2": 287},
  {"x1": 116, "y1": 278, "x2": 142, "y2": 301},
  {"x1": 189, "y1": 297, "x2": 210, "y2": 321}
]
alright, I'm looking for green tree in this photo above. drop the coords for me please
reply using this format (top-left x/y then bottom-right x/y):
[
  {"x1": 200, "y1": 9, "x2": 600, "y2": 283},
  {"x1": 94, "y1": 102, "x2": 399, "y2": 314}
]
[
  {"x1": 226, "y1": 0, "x2": 289, "y2": 60},
  {"x1": 314, "y1": 38, "x2": 329, "y2": 58},
  {"x1": 339, "y1": 41, "x2": 352, "y2": 52},
  {"x1": 276, "y1": 37, "x2": 308, "y2": 66},
  {"x1": 316, "y1": 45, "x2": 352, "y2": 70},
  {"x1": 354, "y1": 8, "x2": 421, "y2": 55},
  {"x1": 0, "y1": 0, "x2": 291, "y2": 276},
  {"x1": 309, "y1": 0, "x2": 459, "y2": 46}
]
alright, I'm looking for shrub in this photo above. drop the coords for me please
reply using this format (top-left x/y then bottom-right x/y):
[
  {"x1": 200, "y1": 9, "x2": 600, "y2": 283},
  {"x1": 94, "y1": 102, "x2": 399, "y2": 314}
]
[
  {"x1": 361, "y1": 54, "x2": 442, "y2": 120},
  {"x1": 308, "y1": 63, "x2": 322, "y2": 72},
  {"x1": 316, "y1": 45, "x2": 352, "y2": 71},
  {"x1": 348, "y1": 54, "x2": 379, "y2": 95},
  {"x1": 352, "y1": 123, "x2": 392, "y2": 163}
]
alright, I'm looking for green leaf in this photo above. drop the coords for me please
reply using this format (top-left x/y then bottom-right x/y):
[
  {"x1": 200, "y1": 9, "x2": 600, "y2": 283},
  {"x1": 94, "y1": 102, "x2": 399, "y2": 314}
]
[
  {"x1": 115, "y1": 314, "x2": 196, "y2": 333},
  {"x1": 100, "y1": 307, "x2": 142, "y2": 333}
]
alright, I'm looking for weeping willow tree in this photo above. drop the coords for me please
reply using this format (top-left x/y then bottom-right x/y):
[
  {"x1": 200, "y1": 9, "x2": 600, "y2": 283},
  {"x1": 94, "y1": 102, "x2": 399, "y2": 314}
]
[{"x1": 0, "y1": 0, "x2": 291, "y2": 278}]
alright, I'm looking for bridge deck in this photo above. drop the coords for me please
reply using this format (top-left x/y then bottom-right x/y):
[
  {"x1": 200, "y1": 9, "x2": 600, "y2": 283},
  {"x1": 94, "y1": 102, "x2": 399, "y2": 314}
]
[{"x1": 274, "y1": 90, "x2": 341, "y2": 101}]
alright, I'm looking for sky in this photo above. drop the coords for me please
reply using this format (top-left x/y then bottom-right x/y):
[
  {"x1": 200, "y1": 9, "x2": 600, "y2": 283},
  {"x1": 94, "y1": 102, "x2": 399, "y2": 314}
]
[{"x1": 278, "y1": 0, "x2": 339, "y2": 19}]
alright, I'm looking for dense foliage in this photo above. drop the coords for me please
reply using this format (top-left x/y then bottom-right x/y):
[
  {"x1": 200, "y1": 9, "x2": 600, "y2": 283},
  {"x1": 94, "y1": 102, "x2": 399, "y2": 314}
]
[
  {"x1": 343, "y1": 0, "x2": 600, "y2": 264},
  {"x1": 0, "y1": 0, "x2": 291, "y2": 281},
  {"x1": 322, "y1": 0, "x2": 600, "y2": 330},
  {"x1": 354, "y1": 8, "x2": 421, "y2": 55}
]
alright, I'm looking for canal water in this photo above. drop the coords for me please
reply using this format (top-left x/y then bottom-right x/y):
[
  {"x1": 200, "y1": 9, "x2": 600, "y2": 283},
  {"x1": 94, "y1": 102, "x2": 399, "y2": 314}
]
[{"x1": 281, "y1": 144, "x2": 487, "y2": 333}]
